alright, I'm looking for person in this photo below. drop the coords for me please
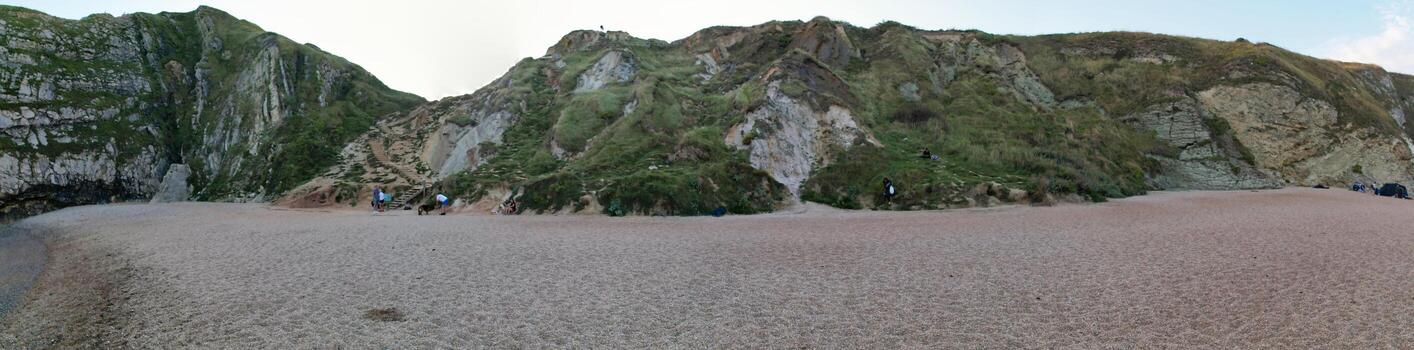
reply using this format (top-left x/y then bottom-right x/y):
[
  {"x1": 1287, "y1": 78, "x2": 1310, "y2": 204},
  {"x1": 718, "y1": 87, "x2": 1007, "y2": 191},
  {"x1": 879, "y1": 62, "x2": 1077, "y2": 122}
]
[
  {"x1": 919, "y1": 148, "x2": 933, "y2": 159},
  {"x1": 378, "y1": 188, "x2": 389, "y2": 212},
  {"x1": 882, "y1": 178, "x2": 897, "y2": 200},
  {"x1": 435, "y1": 193, "x2": 450, "y2": 215},
  {"x1": 496, "y1": 198, "x2": 518, "y2": 215},
  {"x1": 372, "y1": 186, "x2": 384, "y2": 213}
]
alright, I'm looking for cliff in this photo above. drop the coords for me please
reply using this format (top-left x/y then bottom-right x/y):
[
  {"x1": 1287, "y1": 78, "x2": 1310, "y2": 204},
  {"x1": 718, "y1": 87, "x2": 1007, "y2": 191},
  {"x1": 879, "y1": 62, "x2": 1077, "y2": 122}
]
[{"x1": 0, "y1": 6, "x2": 423, "y2": 220}]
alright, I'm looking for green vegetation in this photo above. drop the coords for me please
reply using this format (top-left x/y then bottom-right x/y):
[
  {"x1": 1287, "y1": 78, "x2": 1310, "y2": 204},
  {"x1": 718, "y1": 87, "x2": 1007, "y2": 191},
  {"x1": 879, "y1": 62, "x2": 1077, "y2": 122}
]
[
  {"x1": 448, "y1": 46, "x2": 788, "y2": 215},
  {"x1": 0, "y1": 5, "x2": 422, "y2": 204},
  {"x1": 1011, "y1": 32, "x2": 1401, "y2": 132},
  {"x1": 10, "y1": 7, "x2": 1413, "y2": 216},
  {"x1": 804, "y1": 72, "x2": 1161, "y2": 209},
  {"x1": 431, "y1": 18, "x2": 1414, "y2": 215}
]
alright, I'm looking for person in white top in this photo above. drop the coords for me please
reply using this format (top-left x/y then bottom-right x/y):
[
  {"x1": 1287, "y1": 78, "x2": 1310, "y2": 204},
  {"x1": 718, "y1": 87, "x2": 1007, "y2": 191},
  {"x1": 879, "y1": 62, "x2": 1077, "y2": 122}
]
[
  {"x1": 372, "y1": 186, "x2": 384, "y2": 213},
  {"x1": 435, "y1": 193, "x2": 449, "y2": 215}
]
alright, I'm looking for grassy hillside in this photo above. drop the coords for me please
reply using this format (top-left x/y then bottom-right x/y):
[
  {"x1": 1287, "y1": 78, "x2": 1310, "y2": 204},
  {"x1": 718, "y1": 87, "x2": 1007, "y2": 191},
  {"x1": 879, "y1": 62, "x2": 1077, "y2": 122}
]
[
  {"x1": 416, "y1": 18, "x2": 1413, "y2": 215},
  {"x1": 0, "y1": 6, "x2": 422, "y2": 220}
]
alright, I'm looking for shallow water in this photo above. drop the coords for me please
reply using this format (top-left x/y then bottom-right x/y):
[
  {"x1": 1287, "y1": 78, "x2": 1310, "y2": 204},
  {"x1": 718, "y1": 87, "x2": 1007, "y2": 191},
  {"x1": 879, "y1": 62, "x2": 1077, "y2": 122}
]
[{"x1": 0, "y1": 224, "x2": 44, "y2": 319}]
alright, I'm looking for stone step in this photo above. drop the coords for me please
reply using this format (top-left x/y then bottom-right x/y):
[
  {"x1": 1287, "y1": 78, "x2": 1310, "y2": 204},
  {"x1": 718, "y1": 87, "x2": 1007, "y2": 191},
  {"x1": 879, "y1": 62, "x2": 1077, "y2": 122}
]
[{"x1": 386, "y1": 185, "x2": 433, "y2": 209}]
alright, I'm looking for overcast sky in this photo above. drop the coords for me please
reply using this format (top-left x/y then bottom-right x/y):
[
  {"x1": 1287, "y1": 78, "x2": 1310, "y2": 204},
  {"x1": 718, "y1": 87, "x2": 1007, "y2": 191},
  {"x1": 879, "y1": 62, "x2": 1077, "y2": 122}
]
[{"x1": 12, "y1": 0, "x2": 1414, "y2": 100}]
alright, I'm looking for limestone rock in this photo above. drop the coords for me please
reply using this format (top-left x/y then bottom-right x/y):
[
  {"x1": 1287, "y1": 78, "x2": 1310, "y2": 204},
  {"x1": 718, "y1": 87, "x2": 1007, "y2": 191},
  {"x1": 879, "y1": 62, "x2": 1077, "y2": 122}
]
[
  {"x1": 1120, "y1": 98, "x2": 1282, "y2": 190},
  {"x1": 1, "y1": 6, "x2": 421, "y2": 220},
  {"x1": 575, "y1": 50, "x2": 636, "y2": 92},
  {"x1": 150, "y1": 164, "x2": 192, "y2": 203},
  {"x1": 725, "y1": 82, "x2": 878, "y2": 195}
]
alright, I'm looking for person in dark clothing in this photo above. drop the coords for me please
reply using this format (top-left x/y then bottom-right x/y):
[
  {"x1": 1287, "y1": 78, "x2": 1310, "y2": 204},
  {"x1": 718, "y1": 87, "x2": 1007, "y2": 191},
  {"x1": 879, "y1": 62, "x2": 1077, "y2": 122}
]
[
  {"x1": 372, "y1": 186, "x2": 384, "y2": 213},
  {"x1": 919, "y1": 148, "x2": 933, "y2": 159},
  {"x1": 882, "y1": 178, "x2": 898, "y2": 200}
]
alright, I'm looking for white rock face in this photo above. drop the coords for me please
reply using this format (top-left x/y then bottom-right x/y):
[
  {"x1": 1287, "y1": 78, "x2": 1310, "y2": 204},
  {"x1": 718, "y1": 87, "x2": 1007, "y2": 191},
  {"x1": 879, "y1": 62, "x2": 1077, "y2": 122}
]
[
  {"x1": 150, "y1": 164, "x2": 192, "y2": 203},
  {"x1": 0, "y1": 147, "x2": 160, "y2": 197},
  {"x1": 694, "y1": 54, "x2": 721, "y2": 82},
  {"x1": 574, "y1": 50, "x2": 636, "y2": 92},
  {"x1": 435, "y1": 110, "x2": 515, "y2": 177},
  {"x1": 725, "y1": 82, "x2": 878, "y2": 195}
]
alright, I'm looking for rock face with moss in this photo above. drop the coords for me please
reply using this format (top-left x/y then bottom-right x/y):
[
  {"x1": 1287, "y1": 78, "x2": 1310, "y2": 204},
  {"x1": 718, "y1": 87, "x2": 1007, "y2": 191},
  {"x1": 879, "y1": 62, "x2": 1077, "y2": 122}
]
[
  {"x1": 10, "y1": 7, "x2": 1411, "y2": 217},
  {"x1": 0, "y1": 6, "x2": 423, "y2": 220},
  {"x1": 293, "y1": 17, "x2": 1414, "y2": 215}
]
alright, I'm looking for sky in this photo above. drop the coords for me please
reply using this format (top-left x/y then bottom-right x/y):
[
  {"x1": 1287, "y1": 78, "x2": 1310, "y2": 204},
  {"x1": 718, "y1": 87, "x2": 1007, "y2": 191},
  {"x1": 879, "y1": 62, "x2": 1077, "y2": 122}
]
[{"x1": 10, "y1": 0, "x2": 1413, "y2": 100}]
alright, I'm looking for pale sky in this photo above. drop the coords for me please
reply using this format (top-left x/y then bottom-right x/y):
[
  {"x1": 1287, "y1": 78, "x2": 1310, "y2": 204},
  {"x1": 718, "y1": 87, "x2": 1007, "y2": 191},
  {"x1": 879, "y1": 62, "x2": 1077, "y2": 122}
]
[{"x1": 11, "y1": 0, "x2": 1413, "y2": 100}]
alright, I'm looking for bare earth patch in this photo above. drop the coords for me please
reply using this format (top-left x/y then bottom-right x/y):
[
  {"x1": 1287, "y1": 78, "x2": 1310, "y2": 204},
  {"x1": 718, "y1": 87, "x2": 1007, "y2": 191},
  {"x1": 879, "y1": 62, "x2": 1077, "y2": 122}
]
[
  {"x1": 363, "y1": 308, "x2": 406, "y2": 322},
  {"x1": 3, "y1": 188, "x2": 1414, "y2": 347}
]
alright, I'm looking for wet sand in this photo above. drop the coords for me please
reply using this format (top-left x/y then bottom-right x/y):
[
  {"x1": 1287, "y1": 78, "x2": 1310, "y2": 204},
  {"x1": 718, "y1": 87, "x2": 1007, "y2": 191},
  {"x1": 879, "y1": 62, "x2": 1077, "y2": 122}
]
[
  {"x1": 0, "y1": 225, "x2": 43, "y2": 319},
  {"x1": 3, "y1": 188, "x2": 1414, "y2": 348}
]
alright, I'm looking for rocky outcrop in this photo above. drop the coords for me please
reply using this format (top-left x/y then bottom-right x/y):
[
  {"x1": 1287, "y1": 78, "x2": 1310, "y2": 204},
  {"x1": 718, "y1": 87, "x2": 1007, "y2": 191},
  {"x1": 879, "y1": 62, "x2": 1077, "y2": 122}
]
[
  {"x1": 0, "y1": 6, "x2": 422, "y2": 220},
  {"x1": 574, "y1": 50, "x2": 636, "y2": 92},
  {"x1": 545, "y1": 30, "x2": 637, "y2": 57},
  {"x1": 788, "y1": 17, "x2": 860, "y2": 69},
  {"x1": 1121, "y1": 99, "x2": 1282, "y2": 190},
  {"x1": 434, "y1": 110, "x2": 515, "y2": 176},
  {"x1": 1197, "y1": 82, "x2": 1414, "y2": 185},
  {"x1": 928, "y1": 34, "x2": 1056, "y2": 108},
  {"x1": 725, "y1": 82, "x2": 877, "y2": 195},
  {"x1": 1123, "y1": 81, "x2": 1414, "y2": 189},
  {"x1": 287, "y1": 18, "x2": 1414, "y2": 215},
  {"x1": 0, "y1": 147, "x2": 161, "y2": 221},
  {"x1": 150, "y1": 164, "x2": 191, "y2": 203}
]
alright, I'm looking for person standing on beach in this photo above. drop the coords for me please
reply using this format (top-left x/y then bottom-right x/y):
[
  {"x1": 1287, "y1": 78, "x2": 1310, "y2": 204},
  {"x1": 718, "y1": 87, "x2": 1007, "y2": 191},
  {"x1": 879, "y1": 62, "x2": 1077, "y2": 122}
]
[
  {"x1": 372, "y1": 186, "x2": 384, "y2": 213},
  {"x1": 435, "y1": 193, "x2": 450, "y2": 215}
]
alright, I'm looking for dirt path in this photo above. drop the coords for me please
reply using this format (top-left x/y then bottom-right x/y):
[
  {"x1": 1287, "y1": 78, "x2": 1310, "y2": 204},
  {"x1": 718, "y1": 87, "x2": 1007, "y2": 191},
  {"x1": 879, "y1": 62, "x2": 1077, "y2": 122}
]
[{"x1": 4, "y1": 189, "x2": 1414, "y2": 348}]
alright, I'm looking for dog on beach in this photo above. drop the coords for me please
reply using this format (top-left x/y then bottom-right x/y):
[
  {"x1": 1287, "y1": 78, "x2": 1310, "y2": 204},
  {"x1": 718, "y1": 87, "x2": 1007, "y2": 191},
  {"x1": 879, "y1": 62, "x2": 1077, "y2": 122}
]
[{"x1": 417, "y1": 203, "x2": 436, "y2": 215}]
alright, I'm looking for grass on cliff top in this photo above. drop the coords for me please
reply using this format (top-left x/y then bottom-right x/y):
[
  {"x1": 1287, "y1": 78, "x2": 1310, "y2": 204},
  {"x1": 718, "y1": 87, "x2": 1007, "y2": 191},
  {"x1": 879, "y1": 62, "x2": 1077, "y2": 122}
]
[
  {"x1": 449, "y1": 24, "x2": 1172, "y2": 214},
  {"x1": 444, "y1": 23, "x2": 1403, "y2": 214},
  {"x1": 803, "y1": 69, "x2": 1162, "y2": 209},
  {"x1": 1010, "y1": 32, "x2": 1401, "y2": 133},
  {"x1": 449, "y1": 47, "x2": 788, "y2": 215}
]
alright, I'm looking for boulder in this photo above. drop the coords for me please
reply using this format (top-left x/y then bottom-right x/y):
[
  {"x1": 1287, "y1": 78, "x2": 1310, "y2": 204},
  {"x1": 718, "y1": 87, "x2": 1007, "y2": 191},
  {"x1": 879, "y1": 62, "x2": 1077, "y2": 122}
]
[
  {"x1": 1005, "y1": 189, "x2": 1029, "y2": 203},
  {"x1": 150, "y1": 164, "x2": 191, "y2": 203}
]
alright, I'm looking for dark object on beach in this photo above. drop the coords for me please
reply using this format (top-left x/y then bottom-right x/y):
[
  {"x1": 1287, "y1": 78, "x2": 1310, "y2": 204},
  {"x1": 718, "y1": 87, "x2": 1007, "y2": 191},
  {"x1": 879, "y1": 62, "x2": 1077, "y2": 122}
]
[
  {"x1": 1376, "y1": 183, "x2": 1409, "y2": 199},
  {"x1": 1313, "y1": 184, "x2": 1329, "y2": 189},
  {"x1": 417, "y1": 203, "x2": 436, "y2": 215},
  {"x1": 363, "y1": 307, "x2": 406, "y2": 322},
  {"x1": 711, "y1": 207, "x2": 727, "y2": 217}
]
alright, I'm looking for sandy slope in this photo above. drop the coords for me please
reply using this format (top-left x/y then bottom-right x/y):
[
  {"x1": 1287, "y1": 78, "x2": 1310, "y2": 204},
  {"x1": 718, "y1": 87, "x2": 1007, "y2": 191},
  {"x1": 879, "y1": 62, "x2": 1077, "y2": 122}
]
[{"x1": 3, "y1": 188, "x2": 1414, "y2": 348}]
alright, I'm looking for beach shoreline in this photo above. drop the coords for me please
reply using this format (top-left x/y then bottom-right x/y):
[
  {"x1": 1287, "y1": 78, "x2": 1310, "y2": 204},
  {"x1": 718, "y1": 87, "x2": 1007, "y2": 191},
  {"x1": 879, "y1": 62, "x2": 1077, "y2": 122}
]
[{"x1": 3, "y1": 188, "x2": 1414, "y2": 347}]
